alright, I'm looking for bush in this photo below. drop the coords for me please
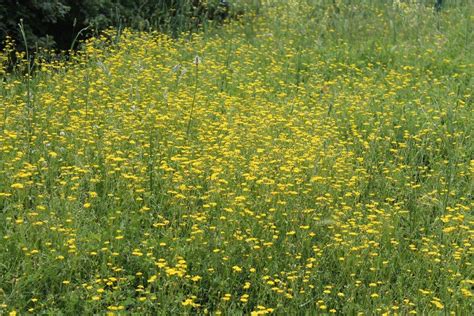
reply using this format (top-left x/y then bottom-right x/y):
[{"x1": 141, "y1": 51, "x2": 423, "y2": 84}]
[{"x1": 0, "y1": 0, "x2": 231, "y2": 51}]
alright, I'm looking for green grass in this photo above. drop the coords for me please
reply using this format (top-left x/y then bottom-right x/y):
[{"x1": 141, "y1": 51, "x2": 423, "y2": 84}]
[{"x1": 0, "y1": 0, "x2": 473, "y2": 314}]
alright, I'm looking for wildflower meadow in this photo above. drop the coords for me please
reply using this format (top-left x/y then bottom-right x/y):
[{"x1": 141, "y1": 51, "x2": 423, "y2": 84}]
[{"x1": 0, "y1": 0, "x2": 473, "y2": 314}]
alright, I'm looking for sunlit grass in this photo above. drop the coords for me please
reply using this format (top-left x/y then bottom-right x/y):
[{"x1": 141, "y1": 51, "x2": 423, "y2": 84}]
[{"x1": 0, "y1": 0, "x2": 473, "y2": 314}]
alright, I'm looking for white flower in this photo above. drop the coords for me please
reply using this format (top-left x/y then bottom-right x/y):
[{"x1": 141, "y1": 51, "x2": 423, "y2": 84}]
[
  {"x1": 172, "y1": 64, "x2": 181, "y2": 72},
  {"x1": 194, "y1": 55, "x2": 201, "y2": 65}
]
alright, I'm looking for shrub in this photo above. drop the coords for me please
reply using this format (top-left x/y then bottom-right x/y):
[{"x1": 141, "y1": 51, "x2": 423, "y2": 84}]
[{"x1": 0, "y1": 0, "x2": 231, "y2": 51}]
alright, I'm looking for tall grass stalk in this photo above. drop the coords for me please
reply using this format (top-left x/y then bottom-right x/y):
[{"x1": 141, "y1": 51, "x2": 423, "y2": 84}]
[
  {"x1": 186, "y1": 55, "x2": 200, "y2": 137},
  {"x1": 18, "y1": 19, "x2": 34, "y2": 161}
]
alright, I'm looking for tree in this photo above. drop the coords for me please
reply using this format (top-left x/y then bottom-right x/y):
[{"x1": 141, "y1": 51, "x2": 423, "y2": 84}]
[{"x1": 0, "y1": 0, "x2": 229, "y2": 51}]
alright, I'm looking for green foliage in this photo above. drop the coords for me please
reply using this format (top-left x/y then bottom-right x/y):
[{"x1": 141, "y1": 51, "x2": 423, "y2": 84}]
[{"x1": 0, "y1": 0, "x2": 231, "y2": 50}]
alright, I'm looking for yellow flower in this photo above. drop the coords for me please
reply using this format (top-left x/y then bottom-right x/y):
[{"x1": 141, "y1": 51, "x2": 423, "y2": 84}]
[
  {"x1": 222, "y1": 294, "x2": 231, "y2": 301},
  {"x1": 461, "y1": 288, "x2": 473, "y2": 297},
  {"x1": 431, "y1": 300, "x2": 444, "y2": 309},
  {"x1": 191, "y1": 275, "x2": 202, "y2": 282}
]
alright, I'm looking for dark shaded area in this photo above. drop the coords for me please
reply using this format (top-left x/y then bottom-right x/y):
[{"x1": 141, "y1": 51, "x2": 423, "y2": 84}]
[{"x1": 0, "y1": 0, "x2": 231, "y2": 51}]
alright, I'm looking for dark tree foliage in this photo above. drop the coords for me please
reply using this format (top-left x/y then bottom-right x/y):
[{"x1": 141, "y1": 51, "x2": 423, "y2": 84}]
[{"x1": 0, "y1": 0, "x2": 230, "y2": 51}]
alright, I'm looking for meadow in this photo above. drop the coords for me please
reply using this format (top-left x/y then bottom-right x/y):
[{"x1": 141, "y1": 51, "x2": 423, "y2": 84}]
[{"x1": 0, "y1": 0, "x2": 473, "y2": 314}]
